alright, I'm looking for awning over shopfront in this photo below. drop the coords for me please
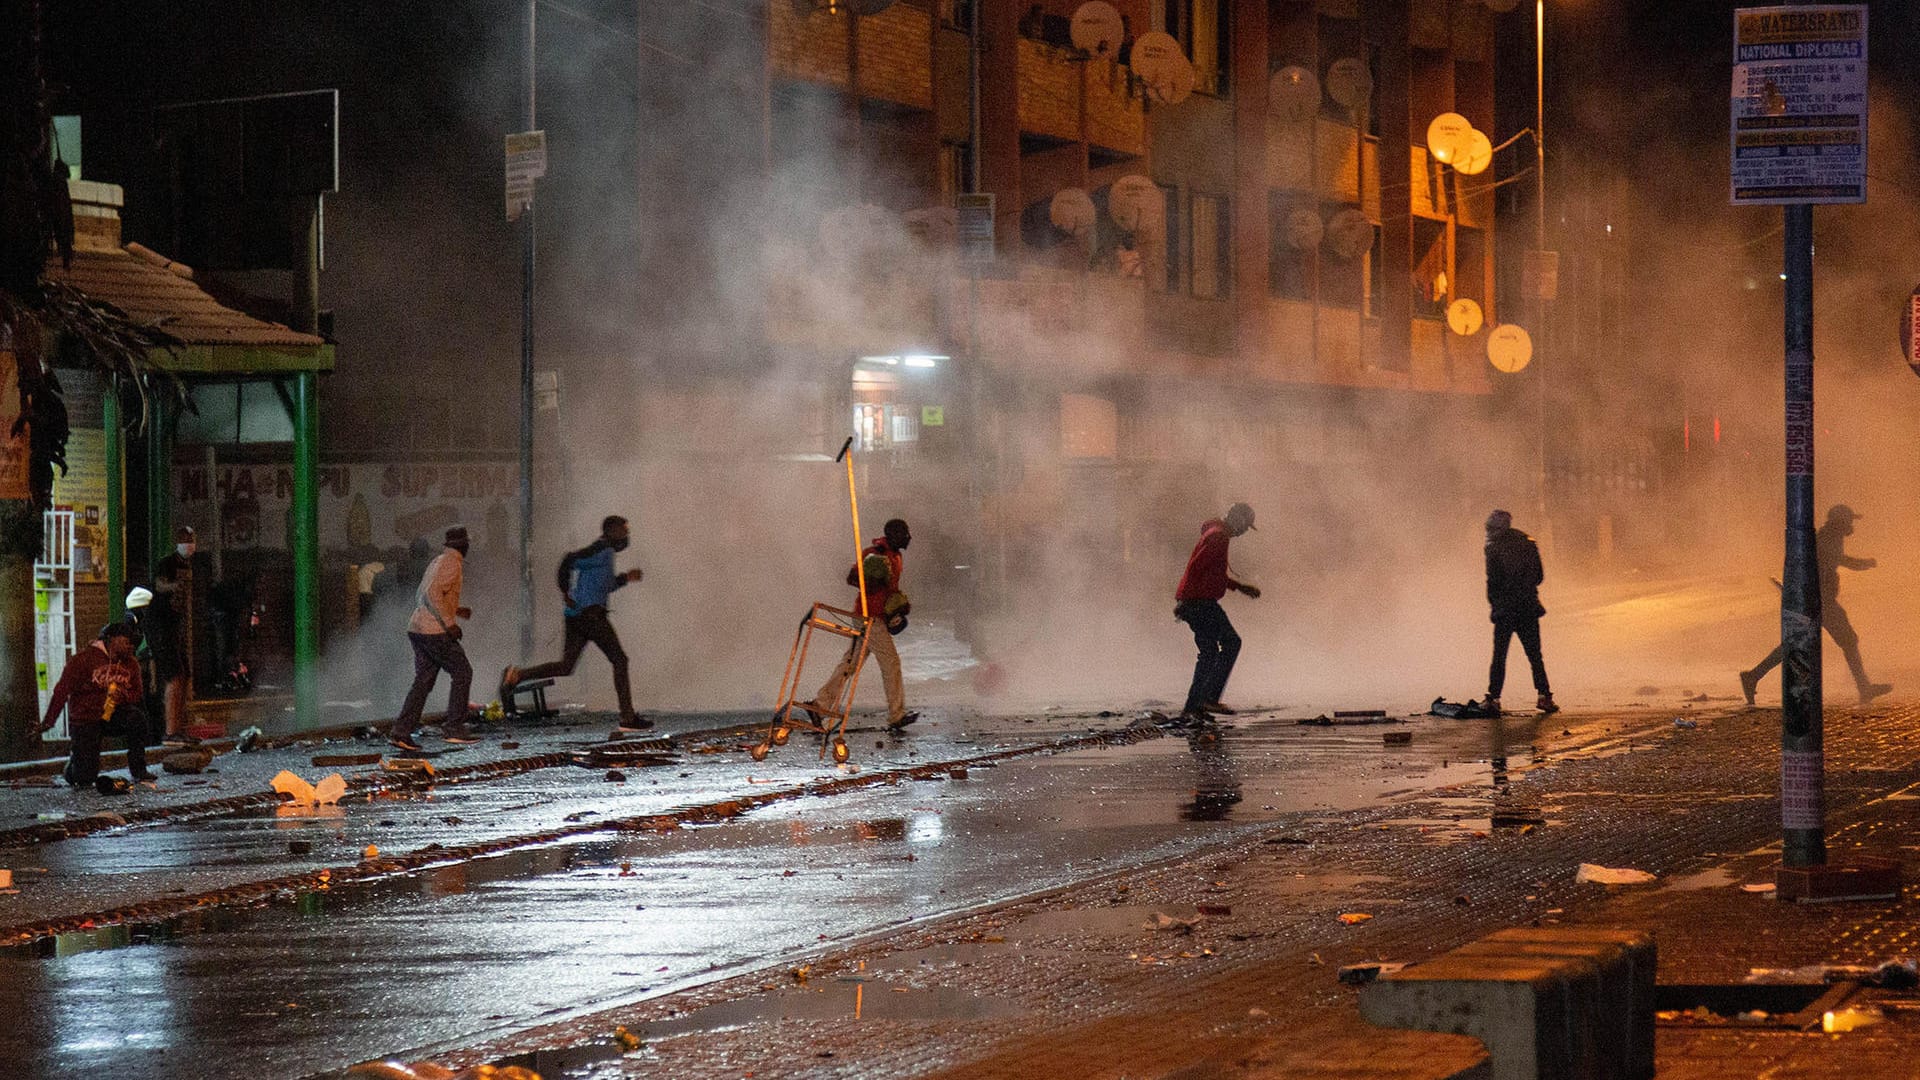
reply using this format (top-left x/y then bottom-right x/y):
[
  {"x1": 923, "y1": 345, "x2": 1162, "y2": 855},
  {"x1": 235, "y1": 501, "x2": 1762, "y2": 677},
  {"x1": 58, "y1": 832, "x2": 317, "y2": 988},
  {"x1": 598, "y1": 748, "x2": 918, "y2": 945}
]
[{"x1": 45, "y1": 191, "x2": 333, "y2": 728}]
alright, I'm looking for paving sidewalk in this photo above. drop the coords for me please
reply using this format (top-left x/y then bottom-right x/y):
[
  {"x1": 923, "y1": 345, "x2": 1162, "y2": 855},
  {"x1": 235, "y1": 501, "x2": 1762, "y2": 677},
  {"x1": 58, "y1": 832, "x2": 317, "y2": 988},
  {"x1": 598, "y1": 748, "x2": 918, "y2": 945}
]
[{"x1": 410, "y1": 701, "x2": 1920, "y2": 1080}]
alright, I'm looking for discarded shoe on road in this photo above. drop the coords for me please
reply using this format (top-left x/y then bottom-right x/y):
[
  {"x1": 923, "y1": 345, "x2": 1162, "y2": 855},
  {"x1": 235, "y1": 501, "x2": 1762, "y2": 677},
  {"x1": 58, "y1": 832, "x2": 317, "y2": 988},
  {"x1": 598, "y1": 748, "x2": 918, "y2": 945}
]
[{"x1": 1429, "y1": 696, "x2": 1496, "y2": 719}]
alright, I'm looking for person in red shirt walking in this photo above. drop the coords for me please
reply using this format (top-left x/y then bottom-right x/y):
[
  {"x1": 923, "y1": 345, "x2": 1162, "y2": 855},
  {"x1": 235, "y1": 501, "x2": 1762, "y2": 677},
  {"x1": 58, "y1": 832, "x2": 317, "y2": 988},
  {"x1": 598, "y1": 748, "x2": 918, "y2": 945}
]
[
  {"x1": 807, "y1": 518, "x2": 919, "y2": 730},
  {"x1": 40, "y1": 623, "x2": 155, "y2": 790},
  {"x1": 1174, "y1": 503, "x2": 1260, "y2": 724}
]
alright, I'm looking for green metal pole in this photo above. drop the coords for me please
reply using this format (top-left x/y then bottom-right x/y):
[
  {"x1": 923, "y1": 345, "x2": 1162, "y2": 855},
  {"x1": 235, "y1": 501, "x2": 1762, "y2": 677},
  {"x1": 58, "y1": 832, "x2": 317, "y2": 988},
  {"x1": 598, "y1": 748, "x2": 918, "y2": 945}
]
[
  {"x1": 146, "y1": 392, "x2": 170, "y2": 570},
  {"x1": 291, "y1": 372, "x2": 320, "y2": 729},
  {"x1": 104, "y1": 385, "x2": 124, "y2": 621}
]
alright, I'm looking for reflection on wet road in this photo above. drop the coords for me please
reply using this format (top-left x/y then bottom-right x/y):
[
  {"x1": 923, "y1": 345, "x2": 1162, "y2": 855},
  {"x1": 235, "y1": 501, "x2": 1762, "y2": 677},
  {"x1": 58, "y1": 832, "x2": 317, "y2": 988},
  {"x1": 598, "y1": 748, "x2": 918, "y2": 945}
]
[{"x1": 0, "y1": 710, "x2": 1639, "y2": 1078}]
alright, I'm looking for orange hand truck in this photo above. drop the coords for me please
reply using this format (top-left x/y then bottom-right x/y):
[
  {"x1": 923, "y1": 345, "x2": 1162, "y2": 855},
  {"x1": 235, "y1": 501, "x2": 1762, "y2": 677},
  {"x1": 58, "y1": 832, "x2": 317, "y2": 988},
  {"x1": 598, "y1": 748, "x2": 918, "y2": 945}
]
[{"x1": 753, "y1": 436, "x2": 874, "y2": 765}]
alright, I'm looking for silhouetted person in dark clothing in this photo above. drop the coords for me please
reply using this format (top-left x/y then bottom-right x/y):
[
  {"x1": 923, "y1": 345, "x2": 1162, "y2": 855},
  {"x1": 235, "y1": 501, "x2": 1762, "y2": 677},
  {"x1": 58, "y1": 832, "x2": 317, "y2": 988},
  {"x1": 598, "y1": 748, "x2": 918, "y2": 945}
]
[
  {"x1": 1741, "y1": 504, "x2": 1891, "y2": 706},
  {"x1": 1483, "y1": 509, "x2": 1557, "y2": 716},
  {"x1": 150, "y1": 525, "x2": 197, "y2": 744}
]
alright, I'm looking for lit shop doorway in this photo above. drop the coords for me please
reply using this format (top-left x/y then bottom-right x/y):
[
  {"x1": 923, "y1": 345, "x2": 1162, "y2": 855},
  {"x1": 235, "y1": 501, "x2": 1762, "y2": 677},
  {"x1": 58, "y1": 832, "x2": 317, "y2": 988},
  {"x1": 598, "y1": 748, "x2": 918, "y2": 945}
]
[{"x1": 847, "y1": 353, "x2": 978, "y2": 647}]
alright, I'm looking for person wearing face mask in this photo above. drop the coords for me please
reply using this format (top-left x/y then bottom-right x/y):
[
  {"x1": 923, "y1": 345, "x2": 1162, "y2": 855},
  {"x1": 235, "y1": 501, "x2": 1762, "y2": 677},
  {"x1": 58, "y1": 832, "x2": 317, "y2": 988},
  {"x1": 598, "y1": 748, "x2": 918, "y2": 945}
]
[
  {"x1": 390, "y1": 525, "x2": 480, "y2": 752},
  {"x1": 500, "y1": 515, "x2": 649, "y2": 733},
  {"x1": 150, "y1": 526, "x2": 198, "y2": 746},
  {"x1": 805, "y1": 518, "x2": 919, "y2": 730}
]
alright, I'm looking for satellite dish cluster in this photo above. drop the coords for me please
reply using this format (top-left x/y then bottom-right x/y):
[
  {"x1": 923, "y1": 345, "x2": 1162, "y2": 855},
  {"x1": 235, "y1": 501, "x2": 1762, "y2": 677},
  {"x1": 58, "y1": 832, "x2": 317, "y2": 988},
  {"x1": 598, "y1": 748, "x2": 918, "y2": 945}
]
[
  {"x1": 1042, "y1": 175, "x2": 1164, "y2": 254},
  {"x1": 1424, "y1": 112, "x2": 1494, "y2": 176}
]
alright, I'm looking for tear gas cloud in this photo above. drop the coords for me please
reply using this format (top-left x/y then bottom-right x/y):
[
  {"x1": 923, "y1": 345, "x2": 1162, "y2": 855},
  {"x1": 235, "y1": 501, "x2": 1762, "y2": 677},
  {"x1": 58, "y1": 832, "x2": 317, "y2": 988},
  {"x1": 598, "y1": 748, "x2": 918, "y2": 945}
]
[{"x1": 344, "y1": 6, "x2": 1920, "y2": 718}]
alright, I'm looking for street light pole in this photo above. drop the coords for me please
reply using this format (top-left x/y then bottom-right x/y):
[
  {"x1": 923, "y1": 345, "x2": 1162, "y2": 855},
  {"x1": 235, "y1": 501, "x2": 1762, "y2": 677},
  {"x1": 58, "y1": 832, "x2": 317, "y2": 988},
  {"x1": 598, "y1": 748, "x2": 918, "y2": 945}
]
[
  {"x1": 1534, "y1": 0, "x2": 1548, "y2": 530},
  {"x1": 518, "y1": 0, "x2": 537, "y2": 661}
]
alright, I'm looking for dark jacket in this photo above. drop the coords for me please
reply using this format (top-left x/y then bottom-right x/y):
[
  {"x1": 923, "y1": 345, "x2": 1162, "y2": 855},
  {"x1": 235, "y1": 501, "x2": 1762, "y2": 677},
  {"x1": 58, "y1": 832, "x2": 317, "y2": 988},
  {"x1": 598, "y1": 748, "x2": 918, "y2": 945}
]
[
  {"x1": 1485, "y1": 527, "x2": 1546, "y2": 623},
  {"x1": 1816, "y1": 522, "x2": 1870, "y2": 600}
]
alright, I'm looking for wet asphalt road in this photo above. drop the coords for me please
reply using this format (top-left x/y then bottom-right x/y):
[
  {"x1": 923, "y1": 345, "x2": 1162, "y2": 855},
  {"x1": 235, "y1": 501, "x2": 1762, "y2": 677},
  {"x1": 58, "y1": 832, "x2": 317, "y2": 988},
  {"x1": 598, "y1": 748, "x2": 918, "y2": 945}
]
[{"x1": 0, "y1": 706, "x2": 1656, "y2": 1079}]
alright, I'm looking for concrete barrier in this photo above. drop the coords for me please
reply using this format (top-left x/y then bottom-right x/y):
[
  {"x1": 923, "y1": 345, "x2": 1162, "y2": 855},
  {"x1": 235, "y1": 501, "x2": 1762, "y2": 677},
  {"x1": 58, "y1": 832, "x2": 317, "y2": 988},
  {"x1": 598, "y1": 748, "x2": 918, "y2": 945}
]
[{"x1": 1359, "y1": 927, "x2": 1655, "y2": 1080}]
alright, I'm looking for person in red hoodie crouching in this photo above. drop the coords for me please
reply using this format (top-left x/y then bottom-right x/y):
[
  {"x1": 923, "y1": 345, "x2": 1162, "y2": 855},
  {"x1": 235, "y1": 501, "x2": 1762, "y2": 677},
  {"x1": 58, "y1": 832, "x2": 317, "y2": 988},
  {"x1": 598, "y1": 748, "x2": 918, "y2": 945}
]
[
  {"x1": 1173, "y1": 503, "x2": 1260, "y2": 726},
  {"x1": 40, "y1": 623, "x2": 155, "y2": 791}
]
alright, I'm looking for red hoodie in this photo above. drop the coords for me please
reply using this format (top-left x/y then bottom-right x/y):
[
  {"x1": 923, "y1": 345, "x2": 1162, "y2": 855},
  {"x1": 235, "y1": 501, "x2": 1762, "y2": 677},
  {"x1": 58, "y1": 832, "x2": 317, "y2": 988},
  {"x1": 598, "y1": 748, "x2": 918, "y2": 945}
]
[
  {"x1": 1176, "y1": 520, "x2": 1231, "y2": 602},
  {"x1": 45, "y1": 641, "x2": 144, "y2": 729}
]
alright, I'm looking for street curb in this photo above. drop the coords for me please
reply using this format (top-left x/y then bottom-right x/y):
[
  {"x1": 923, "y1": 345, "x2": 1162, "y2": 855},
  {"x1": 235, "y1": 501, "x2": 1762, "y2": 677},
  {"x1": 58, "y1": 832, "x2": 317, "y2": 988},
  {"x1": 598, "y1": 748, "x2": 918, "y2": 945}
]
[{"x1": 0, "y1": 719, "x2": 772, "y2": 850}]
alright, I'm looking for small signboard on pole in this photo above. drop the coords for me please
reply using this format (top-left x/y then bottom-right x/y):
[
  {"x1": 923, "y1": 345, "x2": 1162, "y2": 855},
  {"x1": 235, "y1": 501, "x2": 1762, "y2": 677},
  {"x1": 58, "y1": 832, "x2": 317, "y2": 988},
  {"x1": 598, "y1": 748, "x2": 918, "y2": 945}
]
[
  {"x1": 505, "y1": 130, "x2": 547, "y2": 222},
  {"x1": 957, "y1": 193, "x2": 996, "y2": 264},
  {"x1": 1730, "y1": 6, "x2": 1867, "y2": 205}
]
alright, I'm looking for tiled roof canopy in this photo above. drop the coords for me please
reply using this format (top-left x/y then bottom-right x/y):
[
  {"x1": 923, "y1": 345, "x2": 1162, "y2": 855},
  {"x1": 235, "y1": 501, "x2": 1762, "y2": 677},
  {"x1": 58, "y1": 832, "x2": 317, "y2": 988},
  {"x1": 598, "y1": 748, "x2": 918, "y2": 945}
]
[{"x1": 45, "y1": 243, "x2": 325, "y2": 350}]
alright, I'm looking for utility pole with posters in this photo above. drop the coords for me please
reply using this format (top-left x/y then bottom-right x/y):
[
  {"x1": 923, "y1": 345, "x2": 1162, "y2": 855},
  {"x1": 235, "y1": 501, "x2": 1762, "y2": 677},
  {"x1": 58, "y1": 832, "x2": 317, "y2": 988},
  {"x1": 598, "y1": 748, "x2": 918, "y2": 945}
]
[
  {"x1": 1731, "y1": 4, "x2": 1895, "y2": 899},
  {"x1": 507, "y1": 0, "x2": 544, "y2": 661}
]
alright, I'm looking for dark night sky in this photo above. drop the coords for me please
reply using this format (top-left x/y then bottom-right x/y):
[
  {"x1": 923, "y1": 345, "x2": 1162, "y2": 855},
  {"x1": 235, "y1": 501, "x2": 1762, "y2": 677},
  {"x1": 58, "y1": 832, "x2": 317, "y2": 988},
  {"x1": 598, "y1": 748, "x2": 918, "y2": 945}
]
[{"x1": 40, "y1": 2, "x2": 1920, "y2": 447}]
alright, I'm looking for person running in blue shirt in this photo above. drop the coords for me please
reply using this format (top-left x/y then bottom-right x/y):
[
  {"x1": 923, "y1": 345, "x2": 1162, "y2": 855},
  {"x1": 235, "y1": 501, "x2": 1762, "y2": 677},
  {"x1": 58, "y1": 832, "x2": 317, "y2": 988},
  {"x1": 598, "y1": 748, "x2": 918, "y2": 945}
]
[{"x1": 501, "y1": 515, "x2": 648, "y2": 732}]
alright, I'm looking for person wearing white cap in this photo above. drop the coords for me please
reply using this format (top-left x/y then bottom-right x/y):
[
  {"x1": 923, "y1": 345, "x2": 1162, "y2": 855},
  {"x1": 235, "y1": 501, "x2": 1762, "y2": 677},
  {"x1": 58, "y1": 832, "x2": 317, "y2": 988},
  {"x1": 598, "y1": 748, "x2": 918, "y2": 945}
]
[{"x1": 1740, "y1": 504, "x2": 1891, "y2": 706}]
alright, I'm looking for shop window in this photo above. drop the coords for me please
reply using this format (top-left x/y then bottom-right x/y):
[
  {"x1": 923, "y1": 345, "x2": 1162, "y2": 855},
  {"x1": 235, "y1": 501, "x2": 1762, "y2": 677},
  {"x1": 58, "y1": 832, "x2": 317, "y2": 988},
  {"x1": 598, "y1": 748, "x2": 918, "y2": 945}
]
[{"x1": 854, "y1": 402, "x2": 890, "y2": 452}]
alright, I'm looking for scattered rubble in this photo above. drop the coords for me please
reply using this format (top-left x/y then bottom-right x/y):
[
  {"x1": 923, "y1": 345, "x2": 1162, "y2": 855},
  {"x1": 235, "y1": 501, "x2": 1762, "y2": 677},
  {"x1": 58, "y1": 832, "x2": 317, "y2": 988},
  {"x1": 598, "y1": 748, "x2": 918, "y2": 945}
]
[{"x1": 1575, "y1": 863, "x2": 1656, "y2": 885}]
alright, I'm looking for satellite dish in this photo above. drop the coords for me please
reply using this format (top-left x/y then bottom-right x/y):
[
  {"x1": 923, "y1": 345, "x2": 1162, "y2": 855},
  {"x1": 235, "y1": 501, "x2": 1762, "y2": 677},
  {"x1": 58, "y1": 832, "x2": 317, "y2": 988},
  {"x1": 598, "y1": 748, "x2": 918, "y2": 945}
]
[
  {"x1": 1108, "y1": 174, "x2": 1160, "y2": 233},
  {"x1": 904, "y1": 206, "x2": 958, "y2": 246},
  {"x1": 1455, "y1": 128, "x2": 1494, "y2": 176},
  {"x1": 1049, "y1": 188, "x2": 1098, "y2": 239},
  {"x1": 1070, "y1": 1, "x2": 1125, "y2": 59},
  {"x1": 1325, "y1": 208, "x2": 1373, "y2": 259},
  {"x1": 1325, "y1": 57, "x2": 1372, "y2": 112},
  {"x1": 1268, "y1": 66, "x2": 1320, "y2": 125},
  {"x1": 1487, "y1": 324, "x2": 1533, "y2": 373},
  {"x1": 1483, "y1": 0, "x2": 1520, "y2": 12},
  {"x1": 1284, "y1": 208, "x2": 1324, "y2": 250},
  {"x1": 1131, "y1": 32, "x2": 1196, "y2": 106},
  {"x1": 1447, "y1": 298, "x2": 1485, "y2": 337},
  {"x1": 1425, "y1": 112, "x2": 1472, "y2": 164}
]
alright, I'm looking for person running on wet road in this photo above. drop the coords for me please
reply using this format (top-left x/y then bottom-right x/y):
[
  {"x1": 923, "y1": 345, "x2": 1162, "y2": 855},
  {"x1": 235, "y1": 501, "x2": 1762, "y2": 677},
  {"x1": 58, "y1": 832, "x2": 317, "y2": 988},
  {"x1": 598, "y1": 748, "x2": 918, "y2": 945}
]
[
  {"x1": 391, "y1": 525, "x2": 480, "y2": 753},
  {"x1": 40, "y1": 623, "x2": 155, "y2": 790},
  {"x1": 501, "y1": 515, "x2": 649, "y2": 733},
  {"x1": 807, "y1": 518, "x2": 919, "y2": 730},
  {"x1": 1482, "y1": 509, "x2": 1557, "y2": 717},
  {"x1": 1174, "y1": 503, "x2": 1260, "y2": 725},
  {"x1": 1740, "y1": 504, "x2": 1892, "y2": 707}
]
